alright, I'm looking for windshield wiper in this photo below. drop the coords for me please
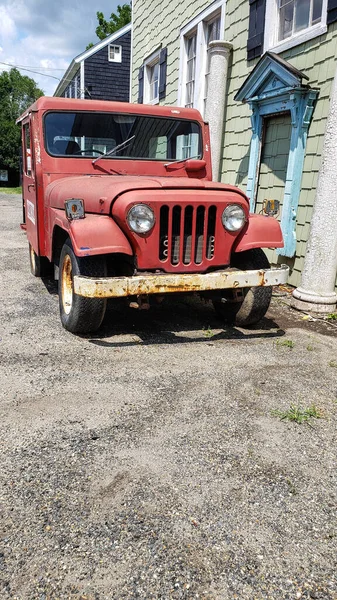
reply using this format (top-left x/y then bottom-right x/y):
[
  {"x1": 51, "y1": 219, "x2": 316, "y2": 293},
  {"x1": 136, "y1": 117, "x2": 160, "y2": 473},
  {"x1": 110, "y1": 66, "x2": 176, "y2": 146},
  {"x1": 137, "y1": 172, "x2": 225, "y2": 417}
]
[
  {"x1": 92, "y1": 135, "x2": 136, "y2": 165},
  {"x1": 164, "y1": 154, "x2": 201, "y2": 167}
]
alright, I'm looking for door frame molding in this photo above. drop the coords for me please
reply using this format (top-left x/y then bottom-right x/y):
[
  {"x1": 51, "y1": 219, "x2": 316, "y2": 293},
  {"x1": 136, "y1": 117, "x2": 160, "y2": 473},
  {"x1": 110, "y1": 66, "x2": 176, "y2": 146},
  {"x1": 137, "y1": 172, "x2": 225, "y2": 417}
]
[{"x1": 235, "y1": 53, "x2": 318, "y2": 257}]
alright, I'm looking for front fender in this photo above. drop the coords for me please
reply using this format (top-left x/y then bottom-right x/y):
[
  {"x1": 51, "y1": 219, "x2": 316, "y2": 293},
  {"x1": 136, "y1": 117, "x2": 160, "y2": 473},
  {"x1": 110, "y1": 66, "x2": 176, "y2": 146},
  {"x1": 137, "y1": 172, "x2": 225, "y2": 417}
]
[
  {"x1": 233, "y1": 214, "x2": 284, "y2": 253},
  {"x1": 50, "y1": 209, "x2": 133, "y2": 257}
]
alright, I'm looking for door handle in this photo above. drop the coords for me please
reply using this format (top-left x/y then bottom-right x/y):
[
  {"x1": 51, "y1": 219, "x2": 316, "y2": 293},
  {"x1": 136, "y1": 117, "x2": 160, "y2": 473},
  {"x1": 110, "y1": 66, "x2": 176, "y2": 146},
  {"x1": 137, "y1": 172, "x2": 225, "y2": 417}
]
[{"x1": 28, "y1": 183, "x2": 35, "y2": 191}]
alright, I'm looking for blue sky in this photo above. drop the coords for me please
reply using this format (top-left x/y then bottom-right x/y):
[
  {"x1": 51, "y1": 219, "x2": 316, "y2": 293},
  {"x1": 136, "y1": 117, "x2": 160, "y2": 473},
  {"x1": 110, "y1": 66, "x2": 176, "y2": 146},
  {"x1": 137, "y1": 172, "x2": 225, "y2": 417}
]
[{"x1": 0, "y1": 0, "x2": 122, "y2": 95}]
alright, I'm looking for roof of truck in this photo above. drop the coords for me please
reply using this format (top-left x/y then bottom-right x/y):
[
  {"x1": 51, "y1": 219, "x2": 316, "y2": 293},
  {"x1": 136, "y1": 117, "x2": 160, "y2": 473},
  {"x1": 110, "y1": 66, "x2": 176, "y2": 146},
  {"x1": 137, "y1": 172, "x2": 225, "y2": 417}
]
[{"x1": 17, "y1": 96, "x2": 204, "y2": 124}]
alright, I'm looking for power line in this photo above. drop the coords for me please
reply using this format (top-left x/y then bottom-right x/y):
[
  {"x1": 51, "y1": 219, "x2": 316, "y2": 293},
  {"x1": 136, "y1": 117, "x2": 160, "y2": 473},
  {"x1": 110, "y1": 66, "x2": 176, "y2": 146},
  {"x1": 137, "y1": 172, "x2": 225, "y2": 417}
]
[
  {"x1": 0, "y1": 61, "x2": 61, "y2": 80},
  {"x1": 0, "y1": 60, "x2": 92, "y2": 97}
]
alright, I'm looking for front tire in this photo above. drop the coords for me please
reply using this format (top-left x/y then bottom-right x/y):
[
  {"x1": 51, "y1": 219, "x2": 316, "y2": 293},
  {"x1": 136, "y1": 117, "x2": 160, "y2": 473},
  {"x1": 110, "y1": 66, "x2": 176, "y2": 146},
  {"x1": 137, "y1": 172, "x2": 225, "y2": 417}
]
[
  {"x1": 59, "y1": 239, "x2": 107, "y2": 334},
  {"x1": 213, "y1": 248, "x2": 273, "y2": 327}
]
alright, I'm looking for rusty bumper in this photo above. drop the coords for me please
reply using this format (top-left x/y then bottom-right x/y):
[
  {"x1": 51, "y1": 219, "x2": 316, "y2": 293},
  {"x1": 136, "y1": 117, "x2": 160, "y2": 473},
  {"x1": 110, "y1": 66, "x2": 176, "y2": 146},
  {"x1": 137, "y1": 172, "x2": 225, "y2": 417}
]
[{"x1": 73, "y1": 265, "x2": 289, "y2": 298}]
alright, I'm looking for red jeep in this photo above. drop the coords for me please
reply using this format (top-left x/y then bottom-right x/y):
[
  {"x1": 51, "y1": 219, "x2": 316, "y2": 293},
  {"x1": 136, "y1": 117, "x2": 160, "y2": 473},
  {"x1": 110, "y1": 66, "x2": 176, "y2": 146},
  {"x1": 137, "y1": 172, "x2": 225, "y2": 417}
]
[{"x1": 18, "y1": 97, "x2": 288, "y2": 333}]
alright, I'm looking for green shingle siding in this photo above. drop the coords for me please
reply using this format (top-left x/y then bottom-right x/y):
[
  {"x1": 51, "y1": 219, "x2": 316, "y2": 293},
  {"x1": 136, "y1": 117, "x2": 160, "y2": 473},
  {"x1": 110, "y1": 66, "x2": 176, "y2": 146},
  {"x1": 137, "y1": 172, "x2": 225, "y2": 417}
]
[{"x1": 132, "y1": 1, "x2": 337, "y2": 289}]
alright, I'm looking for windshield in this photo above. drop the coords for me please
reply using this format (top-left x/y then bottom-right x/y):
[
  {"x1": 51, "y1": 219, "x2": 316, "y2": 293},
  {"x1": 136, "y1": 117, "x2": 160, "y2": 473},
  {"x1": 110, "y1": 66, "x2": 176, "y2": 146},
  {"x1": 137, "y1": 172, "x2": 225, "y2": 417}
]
[{"x1": 44, "y1": 111, "x2": 202, "y2": 161}]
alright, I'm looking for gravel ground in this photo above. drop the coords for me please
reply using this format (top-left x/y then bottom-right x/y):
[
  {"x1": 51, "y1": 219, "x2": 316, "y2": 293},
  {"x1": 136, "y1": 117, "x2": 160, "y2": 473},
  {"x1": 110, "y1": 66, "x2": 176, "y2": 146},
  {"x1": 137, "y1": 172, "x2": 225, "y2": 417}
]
[{"x1": 0, "y1": 192, "x2": 336, "y2": 600}]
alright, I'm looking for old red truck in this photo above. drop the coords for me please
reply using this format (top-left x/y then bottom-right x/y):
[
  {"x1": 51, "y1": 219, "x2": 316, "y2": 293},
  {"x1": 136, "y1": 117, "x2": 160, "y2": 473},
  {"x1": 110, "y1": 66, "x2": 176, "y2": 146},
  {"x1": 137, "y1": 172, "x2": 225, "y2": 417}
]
[{"x1": 18, "y1": 97, "x2": 288, "y2": 333}]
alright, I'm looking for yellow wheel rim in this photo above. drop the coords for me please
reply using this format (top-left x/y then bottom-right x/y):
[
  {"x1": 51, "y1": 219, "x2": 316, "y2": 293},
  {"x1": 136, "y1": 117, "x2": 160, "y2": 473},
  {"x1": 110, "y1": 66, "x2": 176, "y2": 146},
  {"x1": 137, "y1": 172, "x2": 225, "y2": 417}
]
[
  {"x1": 61, "y1": 254, "x2": 73, "y2": 315},
  {"x1": 30, "y1": 245, "x2": 36, "y2": 272}
]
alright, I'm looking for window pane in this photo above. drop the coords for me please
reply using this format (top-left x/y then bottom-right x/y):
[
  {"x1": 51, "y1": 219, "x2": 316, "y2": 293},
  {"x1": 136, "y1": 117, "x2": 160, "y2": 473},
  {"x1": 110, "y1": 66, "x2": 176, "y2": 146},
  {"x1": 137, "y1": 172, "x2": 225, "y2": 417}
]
[
  {"x1": 185, "y1": 34, "x2": 196, "y2": 107},
  {"x1": 207, "y1": 16, "x2": 221, "y2": 44},
  {"x1": 149, "y1": 62, "x2": 159, "y2": 101},
  {"x1": 44, "y1": 112, "x2": 202, "y2": 161},
  {"x1": 312, "y1": 0, "x2": 323, "y2": 23},
  {"x1": 187, "y1": 35, "x2": 196, "y2": 59},
  {"x1": 279, "y1": 0, "x2": 294, "y2": 39},
  {"x1": 294, "y1": 0, "x2": 310, "y2": 32}
]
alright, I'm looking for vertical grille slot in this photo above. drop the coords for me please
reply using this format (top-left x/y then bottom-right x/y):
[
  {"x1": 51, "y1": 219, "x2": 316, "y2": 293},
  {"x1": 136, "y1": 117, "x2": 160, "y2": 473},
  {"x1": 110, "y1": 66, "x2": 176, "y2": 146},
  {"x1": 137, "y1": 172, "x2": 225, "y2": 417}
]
[
  {"x1": 171, "y1": 206, "x2": 181, "y2": 265},
  {"x1": 159, "y1": 205, "x2": 169, "y2": 260},
  {"x1": 183, "y1": 206, "x2": 193, "y2": 264},
  {"x1": 159, "y1": 204, "x2": 217, "y2": 266},
  {"x1": 195, "y1": 206, "x2": 205, "y2": 264},
  {"x1": 206, "y1": 206, "x2": 216, "y2": 259}
]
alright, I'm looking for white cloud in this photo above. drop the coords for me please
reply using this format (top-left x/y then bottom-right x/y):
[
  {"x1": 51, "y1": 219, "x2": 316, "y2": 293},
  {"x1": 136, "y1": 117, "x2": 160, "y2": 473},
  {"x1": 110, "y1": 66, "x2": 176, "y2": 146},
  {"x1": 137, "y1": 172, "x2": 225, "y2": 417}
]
[{"x1": 0, "y1": 0, "x2": 122, "y2": 95}]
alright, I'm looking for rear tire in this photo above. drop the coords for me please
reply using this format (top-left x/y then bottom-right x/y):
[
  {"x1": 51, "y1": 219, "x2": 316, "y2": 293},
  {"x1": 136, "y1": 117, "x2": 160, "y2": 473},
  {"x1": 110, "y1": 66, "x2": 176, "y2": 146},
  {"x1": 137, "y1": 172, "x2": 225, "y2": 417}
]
[
  {"x1": 29, "y1": 243, "x2": 53, "y2": 277},
  {"x1": 213, "y1": 248, "x2": 272, "y2": 327},
  {"x1": 59, "y1": 239, "x2": 107, "y2": 334}
]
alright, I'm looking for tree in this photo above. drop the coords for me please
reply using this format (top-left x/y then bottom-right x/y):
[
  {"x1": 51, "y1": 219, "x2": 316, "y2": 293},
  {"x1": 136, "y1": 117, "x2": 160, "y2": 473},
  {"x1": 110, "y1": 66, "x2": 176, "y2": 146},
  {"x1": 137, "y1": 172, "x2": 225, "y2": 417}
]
[
  {"x1": 86, "y1": 3, "x2": 131, "y2": 48},
  {"x1": 0, "y1": 68, "x2": 43, "y2": 181}
]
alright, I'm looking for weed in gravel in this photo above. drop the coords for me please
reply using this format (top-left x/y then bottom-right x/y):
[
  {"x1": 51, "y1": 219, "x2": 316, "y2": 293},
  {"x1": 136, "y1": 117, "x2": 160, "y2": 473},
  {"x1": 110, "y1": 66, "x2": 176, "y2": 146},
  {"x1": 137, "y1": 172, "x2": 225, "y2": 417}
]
[
  {"x1": 306, "y1": 344, "x2": 314, "y2": 351},
  {"x1": 271, "y1": 404, "x2": 323, "y2": 424},
  {"x1": 329, "y1": 360, "x2": 337, "y2": 368},
  {"x1": 326, "y1": 312, "x2": 337, "y2": 321},
  {"x1": 276, "y1": 339, "x2": 295, "y2": 349},
  {"x1": 286, "y1": 478, "x2": 297, "y2": 495},
  {"x1": 203, "y1": 326, "x2": 213, "y2": 338}
]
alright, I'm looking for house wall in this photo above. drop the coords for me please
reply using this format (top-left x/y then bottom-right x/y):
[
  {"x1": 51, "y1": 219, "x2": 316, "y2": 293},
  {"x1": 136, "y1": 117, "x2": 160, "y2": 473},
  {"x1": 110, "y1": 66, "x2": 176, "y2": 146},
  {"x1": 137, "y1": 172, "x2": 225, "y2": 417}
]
[
  {"x1": 131, "y1": 0, "x2": 337, "y2": 289},
  {"x1": 222, "y1": 0, "x2": 337, "y2": 287},
  {"x1": 132, "y1": 0, "x2": 214, "y2": 104},
  {"x1": 85, "y1": 29, "x2": 131, "y2": 101},
  {"x1": 62, "y1": 71, "x2": 81, "y2": 99}
]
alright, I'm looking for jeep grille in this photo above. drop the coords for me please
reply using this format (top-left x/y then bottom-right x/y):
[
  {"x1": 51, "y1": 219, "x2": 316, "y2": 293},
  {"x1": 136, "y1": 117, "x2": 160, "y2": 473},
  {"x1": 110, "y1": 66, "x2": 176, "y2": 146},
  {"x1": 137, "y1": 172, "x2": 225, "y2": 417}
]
[{"x1": 159, "y1": 205, "x2": 216, "y2": 267}]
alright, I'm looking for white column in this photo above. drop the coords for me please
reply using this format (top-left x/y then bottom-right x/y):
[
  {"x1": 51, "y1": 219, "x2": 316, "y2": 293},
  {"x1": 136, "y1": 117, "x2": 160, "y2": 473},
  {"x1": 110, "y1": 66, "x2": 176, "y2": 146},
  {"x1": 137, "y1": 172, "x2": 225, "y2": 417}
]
[
  {"x1": 292, "y1": 67, "x2": 337, "y2": 313},
  {"x1": 205, "y1": 41, "x2": 233, "y2": 182}
]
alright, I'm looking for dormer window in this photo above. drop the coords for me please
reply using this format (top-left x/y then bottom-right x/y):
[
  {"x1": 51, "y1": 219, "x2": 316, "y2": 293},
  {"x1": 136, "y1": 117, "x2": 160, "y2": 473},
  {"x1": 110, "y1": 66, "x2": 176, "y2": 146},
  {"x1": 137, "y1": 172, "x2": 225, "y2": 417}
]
[{"x1": 108, "y1": 44, "x2": 122, "y2": 62}]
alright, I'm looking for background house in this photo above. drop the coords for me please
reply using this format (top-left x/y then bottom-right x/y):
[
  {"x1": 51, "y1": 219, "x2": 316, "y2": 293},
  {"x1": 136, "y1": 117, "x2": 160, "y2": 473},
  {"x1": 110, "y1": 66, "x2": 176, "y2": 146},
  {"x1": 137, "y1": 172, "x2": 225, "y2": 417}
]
[
  {"x1": 54, "y1": 23, "x2": 132, "y2": 101},
  {"x1": 131, "y1": 0, "x2": 337, "y2": 304}
]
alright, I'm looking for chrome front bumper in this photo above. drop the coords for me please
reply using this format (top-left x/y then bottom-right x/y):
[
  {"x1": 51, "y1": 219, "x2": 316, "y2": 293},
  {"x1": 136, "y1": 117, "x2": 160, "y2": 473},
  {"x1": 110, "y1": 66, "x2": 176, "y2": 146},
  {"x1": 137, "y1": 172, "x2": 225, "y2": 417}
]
[{"x1": 73, "y1": 265, "x2": 289, "y2": 298}]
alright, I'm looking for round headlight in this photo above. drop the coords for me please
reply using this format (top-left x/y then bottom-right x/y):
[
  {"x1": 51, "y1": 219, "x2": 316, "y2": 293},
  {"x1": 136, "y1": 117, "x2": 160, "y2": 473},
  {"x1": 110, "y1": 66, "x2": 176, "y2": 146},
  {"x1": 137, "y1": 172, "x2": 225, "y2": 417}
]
[
  {"x1": 127, "y1": 204, "x2": 155, "y2": 234},
  {"x1": 222, "y1": 204, "x2": 246, "y2": 232}
]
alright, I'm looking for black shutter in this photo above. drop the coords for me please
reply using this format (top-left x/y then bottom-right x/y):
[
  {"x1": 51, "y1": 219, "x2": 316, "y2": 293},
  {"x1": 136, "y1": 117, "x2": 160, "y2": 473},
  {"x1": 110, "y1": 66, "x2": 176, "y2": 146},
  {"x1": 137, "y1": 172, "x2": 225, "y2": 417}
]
[
  {"x1": 327, "y1": 0, "x2": 337, "y2": 24},
  {"x1": 159, "y1": 48, "x2": 168, "y2": 101},
  {"x1": 247, "y1": 0, "x2": 266, "y2": 60},
  {"x1": 138, "y1": 65, "x2": 144, "y2": 104}
]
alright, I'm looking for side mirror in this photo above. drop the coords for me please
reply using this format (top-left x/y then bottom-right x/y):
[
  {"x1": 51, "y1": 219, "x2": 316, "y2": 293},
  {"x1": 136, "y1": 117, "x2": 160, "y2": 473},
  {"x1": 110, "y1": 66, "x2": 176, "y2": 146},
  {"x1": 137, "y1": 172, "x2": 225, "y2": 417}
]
[{"x1": 184, "y1": 158, "x2": 206, "y2": 172}]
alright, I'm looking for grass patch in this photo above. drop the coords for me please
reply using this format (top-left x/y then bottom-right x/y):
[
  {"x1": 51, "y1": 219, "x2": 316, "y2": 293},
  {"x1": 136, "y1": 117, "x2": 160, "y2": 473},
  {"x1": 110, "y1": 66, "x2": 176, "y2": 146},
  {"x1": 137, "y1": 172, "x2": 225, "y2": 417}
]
[
  {"x1": 0, "y1": 187, "x2": 22, "y2": 195},
  {"x1": 276, "y1": 339, "x2": 295, "y2": 349},
  {"x1": 271, "y1": 404, "x2": 322, "y2": 424}
]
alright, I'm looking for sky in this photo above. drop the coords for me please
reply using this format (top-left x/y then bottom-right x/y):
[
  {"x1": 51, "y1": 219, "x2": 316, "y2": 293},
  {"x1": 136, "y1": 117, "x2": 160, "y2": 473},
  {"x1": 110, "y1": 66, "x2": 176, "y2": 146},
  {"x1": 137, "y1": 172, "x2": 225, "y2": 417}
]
[{"x1": 0, "y1": 0, "x2": 121, "y2": 96}]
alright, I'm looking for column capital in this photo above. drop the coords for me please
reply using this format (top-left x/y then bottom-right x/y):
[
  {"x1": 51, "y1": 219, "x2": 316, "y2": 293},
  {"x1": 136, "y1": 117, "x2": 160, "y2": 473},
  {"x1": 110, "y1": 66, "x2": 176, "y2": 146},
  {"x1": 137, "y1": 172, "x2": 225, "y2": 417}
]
[{"x1": 208, "y1": 41, "x2": 233, "y2": 56}]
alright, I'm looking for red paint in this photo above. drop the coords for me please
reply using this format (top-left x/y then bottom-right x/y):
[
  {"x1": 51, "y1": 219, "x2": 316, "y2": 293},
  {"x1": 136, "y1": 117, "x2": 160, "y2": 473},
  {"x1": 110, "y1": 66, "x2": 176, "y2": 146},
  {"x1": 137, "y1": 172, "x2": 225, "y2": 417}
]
[{"x1": 18, "y1": 97, "x2": 283, "y2": 274}]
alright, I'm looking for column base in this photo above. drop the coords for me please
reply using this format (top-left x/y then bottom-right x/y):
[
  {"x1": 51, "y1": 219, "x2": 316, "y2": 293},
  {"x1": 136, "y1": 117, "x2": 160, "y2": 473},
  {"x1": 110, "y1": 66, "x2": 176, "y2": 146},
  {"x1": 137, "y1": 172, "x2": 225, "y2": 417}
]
[{"x1": 291, "y1": 287, "x2": 337, "y2": 313}]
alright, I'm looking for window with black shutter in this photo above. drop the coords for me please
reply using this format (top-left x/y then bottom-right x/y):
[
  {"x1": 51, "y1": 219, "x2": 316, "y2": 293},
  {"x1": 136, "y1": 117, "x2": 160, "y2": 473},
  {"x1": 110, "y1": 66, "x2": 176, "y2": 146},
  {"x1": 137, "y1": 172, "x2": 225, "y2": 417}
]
[
  {"x1": 247, "y1": 0, "x2": 266, "y2": 60},
  {"x1": 139, "y1": 47, "x2": 168, "y2": 104},
  {"x1": 158, "y1": 48, "x2": 167, "y2": 101}
]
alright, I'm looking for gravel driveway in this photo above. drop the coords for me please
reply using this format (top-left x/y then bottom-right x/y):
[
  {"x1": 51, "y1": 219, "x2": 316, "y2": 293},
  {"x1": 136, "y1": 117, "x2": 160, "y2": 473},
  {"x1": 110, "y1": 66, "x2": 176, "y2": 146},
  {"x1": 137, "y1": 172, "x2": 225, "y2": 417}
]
[{"x1": 0, "y1": 192, "x2": 336, "y2": 600}]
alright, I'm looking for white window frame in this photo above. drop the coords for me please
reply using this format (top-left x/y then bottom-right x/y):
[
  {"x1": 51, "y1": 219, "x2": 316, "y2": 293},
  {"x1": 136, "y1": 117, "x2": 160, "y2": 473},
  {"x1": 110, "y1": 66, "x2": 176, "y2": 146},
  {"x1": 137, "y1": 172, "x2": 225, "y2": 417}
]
[
  {"x1": 108, "y1": 44, "x2": 122, "y2": 63},
  {"x1": 143, "y1": 48, "x2": 161, "y2": 105},
  {"x1": 264, "y1": 0, "x2": 328, "y2": 54},
  {"x1": 178, "y1": 0, "x2": 225, "y2": 116}
]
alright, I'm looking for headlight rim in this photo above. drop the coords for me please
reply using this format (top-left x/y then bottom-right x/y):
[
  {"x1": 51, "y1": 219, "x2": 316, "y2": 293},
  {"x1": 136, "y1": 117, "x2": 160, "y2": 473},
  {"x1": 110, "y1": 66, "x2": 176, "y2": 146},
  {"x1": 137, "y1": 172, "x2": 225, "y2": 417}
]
[
  {"x1": 127, "y1": 203, "x2": 156, "y2": 235},
  {"x1": 221, "y1": 204, "x2": 247, "y2": 233}
]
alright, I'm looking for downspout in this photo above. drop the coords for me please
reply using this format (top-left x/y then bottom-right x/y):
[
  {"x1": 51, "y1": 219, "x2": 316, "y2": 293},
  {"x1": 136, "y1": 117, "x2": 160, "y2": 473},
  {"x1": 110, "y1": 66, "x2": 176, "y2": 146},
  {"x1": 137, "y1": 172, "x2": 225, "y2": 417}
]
[{"x1": 205, "y1": 41, "x2": 233, "y2": 182}]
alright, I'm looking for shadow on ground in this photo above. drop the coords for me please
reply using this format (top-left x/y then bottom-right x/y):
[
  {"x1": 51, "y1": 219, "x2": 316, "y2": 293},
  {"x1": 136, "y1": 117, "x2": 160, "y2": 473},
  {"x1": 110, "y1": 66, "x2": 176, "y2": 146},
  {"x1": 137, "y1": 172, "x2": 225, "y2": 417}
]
[{"x1": 42, "y1": 276, "x2": 285, "y2": 346}]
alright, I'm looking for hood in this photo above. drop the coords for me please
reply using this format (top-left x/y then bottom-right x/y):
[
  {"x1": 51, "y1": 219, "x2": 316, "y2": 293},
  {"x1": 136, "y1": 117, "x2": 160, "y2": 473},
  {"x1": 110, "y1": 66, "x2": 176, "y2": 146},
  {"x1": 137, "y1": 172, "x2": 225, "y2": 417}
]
[{"x1": 45, "y1": 174, "x2": 248, "y2": 214}]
